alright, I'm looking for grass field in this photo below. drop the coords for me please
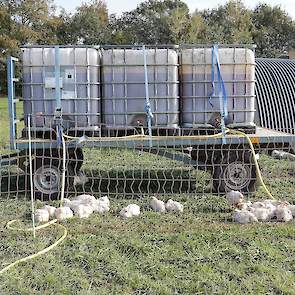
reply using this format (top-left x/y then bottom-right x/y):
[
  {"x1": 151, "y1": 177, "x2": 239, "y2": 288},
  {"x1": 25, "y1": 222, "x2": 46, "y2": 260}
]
[
  {"x1": 0, "y1": 97, "x2": 23, "y2": 150},
  {"x1": 1, "y1": 97, "x2": 295, "y2": 294}
]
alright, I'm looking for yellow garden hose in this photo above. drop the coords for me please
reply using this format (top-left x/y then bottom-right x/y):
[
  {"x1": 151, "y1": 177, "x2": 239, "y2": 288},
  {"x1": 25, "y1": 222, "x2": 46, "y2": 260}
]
[
  {"x1": 0, "y1": 219, "x2": 67, "y2": 275},
  {"x1": 0, "y1": 129, "x2": 68, "y2": 275},
  {"x1": 62, "y1": 129, "x2": 230, "y2": 141},
  {"x1": 228, "y1": 129, "x2": 275, "y2": 200}
]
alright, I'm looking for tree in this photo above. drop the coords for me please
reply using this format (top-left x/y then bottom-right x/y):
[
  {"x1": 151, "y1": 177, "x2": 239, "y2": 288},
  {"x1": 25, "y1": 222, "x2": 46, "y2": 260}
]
[
  {"x1": 0, "y1": 0, "x2": 56, "y2": 44},
  {"x1": 34, "y1": 9, "x2": 73, "y2": 45},
  {"x1": 199, "y1": 0, "x2": 253, "y2": 44},
  {"x1": 0, "y1": 0, "x2": 56, "y2": 93},
  {"x1": 186, "y1": 13, "x2": 210, "y2": 43},
  {"x1": 0, "y1": 3, "x2": 18, "y2": 93},
  {"x1": 252, "y1": 4, "x2": 295, "y2": 57},
  {"x1": 111, "y1": 0, "x2": 191, "y2": 44},
  {"x1": 70, "y1": 0, "x2": 110, "y2": 45}
]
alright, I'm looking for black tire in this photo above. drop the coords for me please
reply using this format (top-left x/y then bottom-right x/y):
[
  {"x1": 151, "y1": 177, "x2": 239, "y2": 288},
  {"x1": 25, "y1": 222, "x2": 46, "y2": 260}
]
[
  {"x1": 18, "y1": 149, "x2": 74, "y2": 200},
  {"x1": 32, "y1": 157, "x2": 74, "y2": 200},
  {"x1": 212, "y1": 150, "x2": 257, "y2": 194}
]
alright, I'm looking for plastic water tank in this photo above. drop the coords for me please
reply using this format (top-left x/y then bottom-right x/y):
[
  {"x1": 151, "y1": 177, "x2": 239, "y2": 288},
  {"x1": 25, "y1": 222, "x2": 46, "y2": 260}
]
[
  {"x1": 22, "y1": 46, "x2": 101, "y2": 131},
  {"x1": 101, "y1": 48, "x2": 179, "y2": 129},
  {"x1": 180, "y1": 47, "x2": 256, "y2": 129}
]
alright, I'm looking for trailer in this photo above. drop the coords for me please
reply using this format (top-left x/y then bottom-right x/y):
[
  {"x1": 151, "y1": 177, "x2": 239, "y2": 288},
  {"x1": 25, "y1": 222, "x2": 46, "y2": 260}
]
[{"x1": 2, "y1": 45, "x2": 295, "y2": 199}]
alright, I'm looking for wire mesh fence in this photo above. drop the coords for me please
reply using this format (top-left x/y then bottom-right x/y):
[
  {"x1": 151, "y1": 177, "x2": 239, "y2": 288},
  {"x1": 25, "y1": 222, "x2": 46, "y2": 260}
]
[
  {"x1": 2, "y1": 116, "x2": 295, "y2": 293},
  {"x1": 1, "y1": 118, "x2": 295, "y2": 213}
]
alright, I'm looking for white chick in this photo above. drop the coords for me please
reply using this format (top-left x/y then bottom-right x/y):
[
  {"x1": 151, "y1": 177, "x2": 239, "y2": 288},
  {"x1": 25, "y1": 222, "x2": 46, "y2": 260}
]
[
  {"x1": 73, "y1": 172, "x2": 89, "y2": 186},
  {"x1": 150, "y1": 196, "x2": 166, "y2": 213},
  {"x1": 232, "y1": 209, "x2": 258, "y2": 224},
  {"x1": 251, "y1": 201, "x2": 266, "y2": 209},
  {"x1": 165, "y1": 199, "x2": 184, "y2": 213},
  {"x1": 97, "y1": 196, "x2": 110, "y2": 207},
  {"x1": 127, "y1": 204, "x2": 140, "y2": 216},
  {"x1": 64, "y1": 199, "x2": 82, "y2": 212},
  {"x1": 225, "y1": 191, "x2": 244, "y2": 206},
  {"x1": 73, "y1": 204, "x2": 93, "y2": 218},
  {"x1": 275, "y1": 207, "x2": 293, "y2": 222},
  {"x1": 92, "y1": 200, "x2": 110, "y2": 214},
  {"x1": 264, "y1": 203, "x2": 277, "y2": 219},
  {"x1": 73, "y1": 194, "x2": 97, "y2": 206},
  {"x1": 236, "y1": 200, "x2": 252, "y2": 211},
  {"x1": 288, "y1": 204, "x2": 295, "y2": 216},
  {"x1": 119, "y1": 207, "x2": 133, "y2": 218},
  {"x1": 55, "y1": 207, "x2": 74, "y2": 221},
  {"x1": 263, "y1": 199, "x2": 280, "y2": 207},
  {"x1": 35, "y1": 208, "x2": 50, "y2": 223},
  {"x1": 251, "y1": 207, "x2": 271, "y2": 221},
  {"x1": 43, "y1": 205, "x2": 56, "y2": 218},
  {"x1": 119, "y1": 204, "x2": 140, "y2": 218}
]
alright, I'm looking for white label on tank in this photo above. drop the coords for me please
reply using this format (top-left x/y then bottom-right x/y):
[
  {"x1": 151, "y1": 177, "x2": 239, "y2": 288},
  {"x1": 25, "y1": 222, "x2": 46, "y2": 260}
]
[
  {"x1": 62, "y1": 90, "x2": 75, "y2": 99},
  {"x1": 45, "y1": 77, "x2": 63, "y2": 88}
]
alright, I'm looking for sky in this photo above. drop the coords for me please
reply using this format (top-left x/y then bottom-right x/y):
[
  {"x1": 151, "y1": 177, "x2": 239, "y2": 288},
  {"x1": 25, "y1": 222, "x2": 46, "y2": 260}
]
[{"x1": 54, "y1": 0, "x2": 295, "y2": 19}]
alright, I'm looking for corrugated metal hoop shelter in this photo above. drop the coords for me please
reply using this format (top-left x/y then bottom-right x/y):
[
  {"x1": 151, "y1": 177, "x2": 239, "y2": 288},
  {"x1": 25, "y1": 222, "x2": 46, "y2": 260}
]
[{"x1": 255, "y1": 58, "x2": 295, "y2": 134}]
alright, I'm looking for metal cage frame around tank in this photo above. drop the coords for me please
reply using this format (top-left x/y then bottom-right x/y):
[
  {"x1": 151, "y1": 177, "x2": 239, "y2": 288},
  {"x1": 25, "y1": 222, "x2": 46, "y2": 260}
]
[
  {"x1": 21, "y1": 45, "x2": 102, "y2": 133},
  {"x1": 19, "y1": 44, "x2": 258, "y2": 134},
  {"x1": 100, "y1": 44, "x2": 180, "y2": 132},
  {"x1": 7, "y1": 44, "x2": 295, "y2": 150},
  {"x1": 7, "y1": 46, "x2": 295, "y2": 150},
  {"x1": 178, "y1": 44, "x2": 256, "y2": 129}
]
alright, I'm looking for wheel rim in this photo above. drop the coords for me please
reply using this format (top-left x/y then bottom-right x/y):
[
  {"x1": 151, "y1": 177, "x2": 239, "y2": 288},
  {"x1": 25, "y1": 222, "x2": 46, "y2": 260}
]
[
  {"x1": 223, "y1": 161, "x2": 251, "y2": 191},
  {"x1": 33, "y1": 165, "x2": 60, "y2": 194}
]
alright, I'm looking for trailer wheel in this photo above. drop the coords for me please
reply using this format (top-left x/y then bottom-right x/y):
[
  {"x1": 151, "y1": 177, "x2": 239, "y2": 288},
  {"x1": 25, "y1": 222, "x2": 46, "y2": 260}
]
[
  {"x1": 212, "y1": 150, "x2": 257, "y2": 193},
  {"x1": 18, "y1": 149, "x2": 74, "y2": 200},
  {"x1": 32, "y1": 157, "x2": 73, "y2": 200}
]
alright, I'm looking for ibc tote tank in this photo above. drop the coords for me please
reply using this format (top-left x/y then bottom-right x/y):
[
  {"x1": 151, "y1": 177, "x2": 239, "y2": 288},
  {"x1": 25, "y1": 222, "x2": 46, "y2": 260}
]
[
  {"x1": 180, "y1": 46, "x2": 256, "y2": 130},
  {"x1": 101, "y1": 47, "x2": 179, "y2": 130},
  {"x1": 22, "y1": 46, "x2": 101, "y2": 131}
]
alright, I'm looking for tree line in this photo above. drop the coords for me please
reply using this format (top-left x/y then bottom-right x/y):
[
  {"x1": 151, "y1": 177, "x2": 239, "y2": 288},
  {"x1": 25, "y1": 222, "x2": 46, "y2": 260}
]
[{"x1": 1, "y1": 0, "x2": 295, "y2": 93}]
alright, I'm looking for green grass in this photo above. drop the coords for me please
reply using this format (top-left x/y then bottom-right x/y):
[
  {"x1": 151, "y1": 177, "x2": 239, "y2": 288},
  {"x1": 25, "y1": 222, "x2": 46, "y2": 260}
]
[
  {"x1": 1, "y1": 196, "x2": 295, "y2": 294},
  {"x1": 1, "y1": 156, "x2": 295, "y2": 294},
  {"x1": 1, "y1": 97, "x2": 295, "y2": 293},
  {"x1": 0, "y1": 97, "x2": 10, "y2": 148},
  {"x1": 0, "y1": 97, "x2": 23, "y2": 151}
]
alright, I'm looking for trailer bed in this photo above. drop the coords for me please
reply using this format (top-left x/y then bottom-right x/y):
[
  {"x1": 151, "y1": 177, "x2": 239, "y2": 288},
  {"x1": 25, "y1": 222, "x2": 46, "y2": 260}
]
[{"x1": 14, "y1": 127, "x2": 295, "y2": 150}]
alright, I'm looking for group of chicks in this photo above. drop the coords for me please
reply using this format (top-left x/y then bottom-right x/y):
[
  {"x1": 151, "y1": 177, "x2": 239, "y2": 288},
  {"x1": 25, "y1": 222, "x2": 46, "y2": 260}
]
[
  {"x1": 34, "y1": 194, "x2": 110, "y2": 223},
  {"x1": 34, "y1": 195, "x2": 184, "y2": 223},
  {"x1": 34, "y1": 191, "x2": 295, "y2": 225},
  {"x1": 118, "y1": 197, "x2": 184, "y2": 218},
  {"x1": 227, "y1": 190, "x2": 295, "y2": 224}
]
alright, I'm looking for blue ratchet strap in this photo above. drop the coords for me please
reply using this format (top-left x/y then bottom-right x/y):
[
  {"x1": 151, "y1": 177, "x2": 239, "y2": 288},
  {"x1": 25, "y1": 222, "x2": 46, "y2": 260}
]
[
  {"x1": 212, "y1": 44, "x2": 228, "y2": 144},
  {"x1": 143, "y1": 45, "x2": 153, "y2": 147},
  {"x1": 54, "y1": 46, "x2": 63, "y2": 146}
]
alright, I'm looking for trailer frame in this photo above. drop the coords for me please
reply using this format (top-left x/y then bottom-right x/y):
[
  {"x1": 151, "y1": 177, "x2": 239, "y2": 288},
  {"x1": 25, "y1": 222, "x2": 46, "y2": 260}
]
[{"x1": 2, "y1": 50, "x2": 295, "y2": 198}]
